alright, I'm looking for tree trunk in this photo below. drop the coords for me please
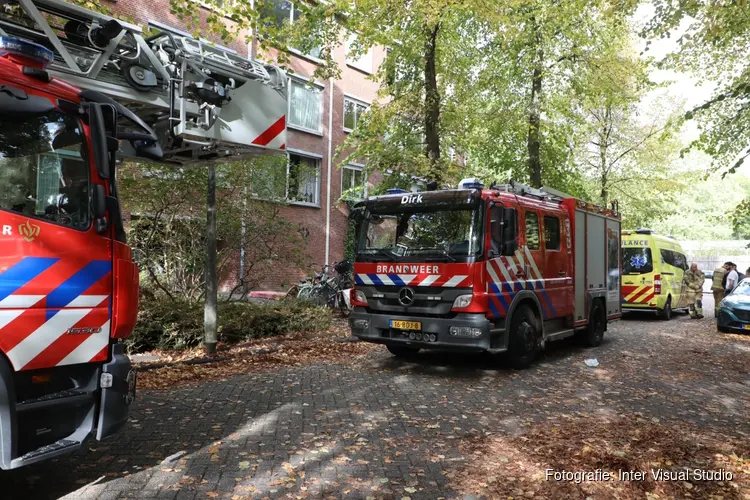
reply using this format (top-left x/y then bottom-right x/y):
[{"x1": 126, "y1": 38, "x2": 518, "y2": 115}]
[
  {"x1": 204, "y1": 164, "x2": 218, "y2": 355},
  {"x1": 424, "y1": 22, "x2": 441, "y2": 183},
  {"x1": 599, "y1": 104, "x2": 611, "y2": 204},
  {"x1": 527, "y1": 25, "x2": 543, "y2": 188}
]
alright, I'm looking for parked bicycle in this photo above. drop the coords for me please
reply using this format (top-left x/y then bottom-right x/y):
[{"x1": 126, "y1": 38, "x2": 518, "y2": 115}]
[
  {"x1": 285, "y1": 264, "x2": 326, "y2": 300},
  {"x1": 286, "y1": 260, "x2": 353, "y2": 316}
]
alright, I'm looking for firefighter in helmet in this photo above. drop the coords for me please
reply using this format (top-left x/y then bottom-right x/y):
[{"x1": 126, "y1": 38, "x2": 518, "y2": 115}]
[
  {"x1": 711, "y1": 265, "x2": 727, "y2": 317},
  {"x1": 683, "y1": 263, "x2": 706, "y2": 319}
]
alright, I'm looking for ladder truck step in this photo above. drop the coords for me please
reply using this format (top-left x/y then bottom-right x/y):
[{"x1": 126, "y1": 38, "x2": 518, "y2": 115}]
[
  {"x1": 11, "y1": 439, "x2": 82, "y2": 468},
  {"x1": 18, "y1": 389, "x2": 93, "y2": 412}
]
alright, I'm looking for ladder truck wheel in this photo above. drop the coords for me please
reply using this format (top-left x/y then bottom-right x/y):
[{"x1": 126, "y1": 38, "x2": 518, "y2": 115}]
[
  {"x1": 508, "y1": 304, "x2": 539, "y2": 369},
  {"x1": 386, "y1": 345, "x2": 420, "y2": 358},
  {"x1": 584, "y1": 302, "x2": 606, "y2": 347}
]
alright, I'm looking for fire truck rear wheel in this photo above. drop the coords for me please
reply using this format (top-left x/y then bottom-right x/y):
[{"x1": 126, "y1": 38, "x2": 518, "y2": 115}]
[
  {"x1": 386, "y1": 345, "x2": 420, "y2": 358},
  {"x1": 585, "y1": 302, "x2": 606, "y2": 347},
  {"x1": 508, "y1": 304, "x2": 539, "y2": 369}
]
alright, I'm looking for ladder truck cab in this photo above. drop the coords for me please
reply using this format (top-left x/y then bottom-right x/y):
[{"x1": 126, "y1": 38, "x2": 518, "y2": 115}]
[
  {"x1": 0, "y1": 35, "x2": 153, "y2": 470},
  {"x1": 0, "y1": 0, "x2": 288, "y2": 470},
  {"x1": 348, "y1": 179, "x2": 622, "y2": 368}
]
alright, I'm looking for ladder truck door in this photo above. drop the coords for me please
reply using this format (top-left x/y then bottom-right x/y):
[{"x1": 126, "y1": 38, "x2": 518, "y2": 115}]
[{"x1": 0, "y1": 92, "x2": 114, "y2": 373}]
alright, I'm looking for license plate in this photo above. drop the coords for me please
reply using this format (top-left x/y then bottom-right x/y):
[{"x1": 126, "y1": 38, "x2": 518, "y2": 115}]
[
  {"x1": 743, "y1": 325, "x2": 750, "y2": 331},
  {"x1": 390, "y1": 320, "x2": 422, "y2": 331}
]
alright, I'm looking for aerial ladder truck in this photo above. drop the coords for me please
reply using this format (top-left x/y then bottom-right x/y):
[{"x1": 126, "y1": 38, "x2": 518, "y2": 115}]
[{"x1": 0, "y1": 0, "x2": 287, "y2": 468}]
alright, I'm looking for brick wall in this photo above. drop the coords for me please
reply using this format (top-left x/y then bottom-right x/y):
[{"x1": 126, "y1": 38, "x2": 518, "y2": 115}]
[{"x1": 107, "y1": 0, "x2": 385, "y2": 291}]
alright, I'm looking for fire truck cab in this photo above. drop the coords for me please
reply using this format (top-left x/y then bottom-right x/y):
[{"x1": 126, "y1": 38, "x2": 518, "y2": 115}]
[
  {"x1": 0, "y1": 0, "x2": 288, "y2": 469},
  {"x1": 349, "y1": 179, "x2": 622, "y2": 368},
  {"x1": 0, "y1": 37, "x2": 160, "y2": 468}
]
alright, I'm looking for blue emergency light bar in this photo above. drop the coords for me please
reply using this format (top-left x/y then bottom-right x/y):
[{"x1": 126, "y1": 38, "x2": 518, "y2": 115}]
[
  {"x1": 386, "y1": 188, "x2": 408, "y2": 194},
  {"x1": 0, "y1": 37, "x2": 54, "y2": 68},
  {"x1": 458, "y1": 177, "x2": 484, "y2": 190}
]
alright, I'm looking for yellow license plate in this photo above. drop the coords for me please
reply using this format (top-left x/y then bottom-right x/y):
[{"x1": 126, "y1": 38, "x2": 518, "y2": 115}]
[
  {"x1": 390, "y1": 320, "x2": 422, "y2": 331},
  {"x1": 743, "y1": 324, "x2": 750, "y2": 331}
]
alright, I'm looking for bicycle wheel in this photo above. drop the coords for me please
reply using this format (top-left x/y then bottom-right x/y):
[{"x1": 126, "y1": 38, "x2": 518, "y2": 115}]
[
  {"x1": 298, "y1": 285, "x2": 313, "y2": 301},
  {"x1": 305, "y1": 285, "x2": 326, "y2": 306},
  {"x1": 285, "y1": 284, "x2": 299, "y2": 299}
]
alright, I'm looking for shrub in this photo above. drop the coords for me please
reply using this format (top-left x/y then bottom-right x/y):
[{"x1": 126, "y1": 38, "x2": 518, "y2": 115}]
[{"x1": 125, "y1": 297, "x2": 332, "y2": 354}]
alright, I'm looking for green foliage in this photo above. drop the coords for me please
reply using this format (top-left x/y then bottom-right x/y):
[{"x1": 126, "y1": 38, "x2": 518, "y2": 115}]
[
  {"x1": 344, "y1": 217, "x2": 357, "y2": 264},
  {"x1": 644, "y1": 1, "x2": 750, "y2": 176},
  {"x1": 125, "y1": 297, "x2": 332, "y2": 353},
  {"x1": 649, "y1": 159, "x2": 750, "y2": 240},
  {"x1": 119, "y1": 156, "x2": 310, "y2": 302}
]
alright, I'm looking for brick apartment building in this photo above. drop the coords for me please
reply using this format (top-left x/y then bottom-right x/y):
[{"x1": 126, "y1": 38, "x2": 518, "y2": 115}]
[{"x1": 108, "y1": 0, "x2": 385, "y2": 290}]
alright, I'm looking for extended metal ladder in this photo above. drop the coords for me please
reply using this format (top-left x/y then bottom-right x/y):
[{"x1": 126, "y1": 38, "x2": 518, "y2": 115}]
[{"x1": 0, "y1": 0, "x2": 288, "y2": 164}]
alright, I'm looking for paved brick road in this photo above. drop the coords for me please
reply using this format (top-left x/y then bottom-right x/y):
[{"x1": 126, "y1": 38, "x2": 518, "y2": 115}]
[{"x1": 4, "y1": 304, "x2": 749, "y2": 499}]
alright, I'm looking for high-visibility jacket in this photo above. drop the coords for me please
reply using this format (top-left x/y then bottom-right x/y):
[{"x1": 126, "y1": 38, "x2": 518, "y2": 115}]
[{"x1": 712, "y1": 267, "x2": 726, "y2": 291}]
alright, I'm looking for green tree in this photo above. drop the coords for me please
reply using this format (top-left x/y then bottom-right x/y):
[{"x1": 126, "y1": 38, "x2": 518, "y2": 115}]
[
  {"x1": 119, "y1": 157, "x2": 309, "y2": 303},
  {"x1": 644, "y1": 1, "x2": 750, "y2": 176}
]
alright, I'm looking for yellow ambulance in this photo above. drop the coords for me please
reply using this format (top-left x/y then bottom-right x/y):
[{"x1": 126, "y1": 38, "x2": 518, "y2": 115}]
[{"x1": 621, "y1": 229, "x2": 690, "y2": 320}]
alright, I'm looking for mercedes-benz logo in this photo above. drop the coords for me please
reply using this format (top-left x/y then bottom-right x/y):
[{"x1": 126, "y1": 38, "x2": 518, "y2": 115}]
[{"x1": 398, "y1": 287, "x2": 415, "y2": 306}]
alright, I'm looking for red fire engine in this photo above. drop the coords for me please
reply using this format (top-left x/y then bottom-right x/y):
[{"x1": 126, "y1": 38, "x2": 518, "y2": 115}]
[
  {"x1": 0, "y1": 0, "x2": 287, "y2": 468},
  {"x1": 349, "y1": 179, "x2": 622, "y2": 368}
]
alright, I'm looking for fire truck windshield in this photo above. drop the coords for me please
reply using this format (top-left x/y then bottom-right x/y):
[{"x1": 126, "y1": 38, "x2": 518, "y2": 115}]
[
  {"x1": 0, "y1": 110, "x2": 90, "y2": 230},
  {"x1": 357, "y1": 208, "x2": 481, "y2": 262}
]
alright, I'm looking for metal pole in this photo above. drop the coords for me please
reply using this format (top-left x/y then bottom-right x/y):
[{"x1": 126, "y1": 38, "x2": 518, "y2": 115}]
[{"x1": 204, "y1": 164, "x2": 218, "y2": 354}]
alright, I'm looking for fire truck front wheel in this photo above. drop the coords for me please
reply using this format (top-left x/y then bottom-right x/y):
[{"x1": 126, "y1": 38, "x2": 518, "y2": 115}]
[
  {"x1": 386, "y1": 345, "x2": 421, "y2": 358},
  {"x1": 507, "y1": 304, "x2": 540, "y2": 369}
]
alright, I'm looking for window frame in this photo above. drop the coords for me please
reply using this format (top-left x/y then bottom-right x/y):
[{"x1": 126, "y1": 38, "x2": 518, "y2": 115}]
[
  {"x1": 345, "y1": 33, "x2": 373, "y2": 74},
  {"x1": 341, "y1": 163, "x2": 366, "y2": 195},
  {"x1": 543, "y1": 215, "x2": 561, "y2": 251},
  {"x1": 0, "y1": 115, "x2": 93, "y2": 233},
  {"x1": 286, "y1": 149, "x2": 322, "y2": 208},
  {"x1": 273, "y1": 1, "x2": 324, "y2": 63},
  {"x1": 288, "y1": 76, "x2": 324, "y2": 135},
  {"x1": 524, "y1": 210, "x2": 540, "y2": 250},
  {"x1": 343, "y1": 95, "x2": 369, "y2": 133}
]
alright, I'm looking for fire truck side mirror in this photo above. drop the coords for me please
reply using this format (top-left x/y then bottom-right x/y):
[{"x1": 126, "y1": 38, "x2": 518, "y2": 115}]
[
  {"x1": 89, "y1": 103, "x2": 114, "y2": 180},
  {"x1": 93, "y1": 184, "x2": 108, "y2": 234}
]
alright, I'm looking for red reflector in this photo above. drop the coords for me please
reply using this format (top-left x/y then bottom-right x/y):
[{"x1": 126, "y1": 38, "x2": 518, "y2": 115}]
[{"x1": 31, "y1": 374, "x2": 51, "y2": 384}]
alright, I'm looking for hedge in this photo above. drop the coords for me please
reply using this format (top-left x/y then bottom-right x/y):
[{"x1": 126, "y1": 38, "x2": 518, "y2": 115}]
[{"x1": 124, "y1": 297, "x2": 332, "y2": 354}]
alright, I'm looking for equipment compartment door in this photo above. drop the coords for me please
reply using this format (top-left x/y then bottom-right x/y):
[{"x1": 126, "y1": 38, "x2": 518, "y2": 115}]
[{"x1": 606, "y1": 219, "x2": 621, "y2": 317}]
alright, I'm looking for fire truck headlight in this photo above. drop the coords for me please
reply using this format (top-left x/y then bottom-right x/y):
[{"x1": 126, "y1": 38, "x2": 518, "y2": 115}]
[
  {"x1": 353, "y1": 289, "x2": 368, "y2": 305},
  {"x1": 100, "y1": 372, "x2": 113, "y2": 388},
  {"x1": 452, "y1": 294, "x2": 473, "y2": 309},
  {"x1": 353, "y1": 319, "x2": 369, "y2": 330}
]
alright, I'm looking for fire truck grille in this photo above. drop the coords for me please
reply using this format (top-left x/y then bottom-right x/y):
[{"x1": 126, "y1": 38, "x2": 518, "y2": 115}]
[{"x1": 358, "y1": 285, "x2": 471, "y2": 317}]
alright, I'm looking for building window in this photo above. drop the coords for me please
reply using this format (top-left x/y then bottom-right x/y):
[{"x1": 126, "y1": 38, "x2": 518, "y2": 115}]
[
  {"x1": 287, "y1": 153, "x2": 320, "y2": 205},
  {"x1": 343, "y1": 97, "x2": 368, "y2": 132},
  {"x1": 345, "y1": 33, "x2": 373, "y2": 73},
  {"x1": 525, "y1": 211, "x2": 540, "y2": 250},
  {"x1": 544, "y1": 216, "x2": 560, "y2": 251},
  {"x1": 249, "y1": 158, "x2": 287, "y2": 200},
  {"x1": 341, "y1": 164, "x2": 365, "y2": 193},
  {"x1": 261, "y1": 0, "x2": 322, "y2": 59},
  {"x1": 289, "y1": 79, "x2": 323, "y2": 133}
]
